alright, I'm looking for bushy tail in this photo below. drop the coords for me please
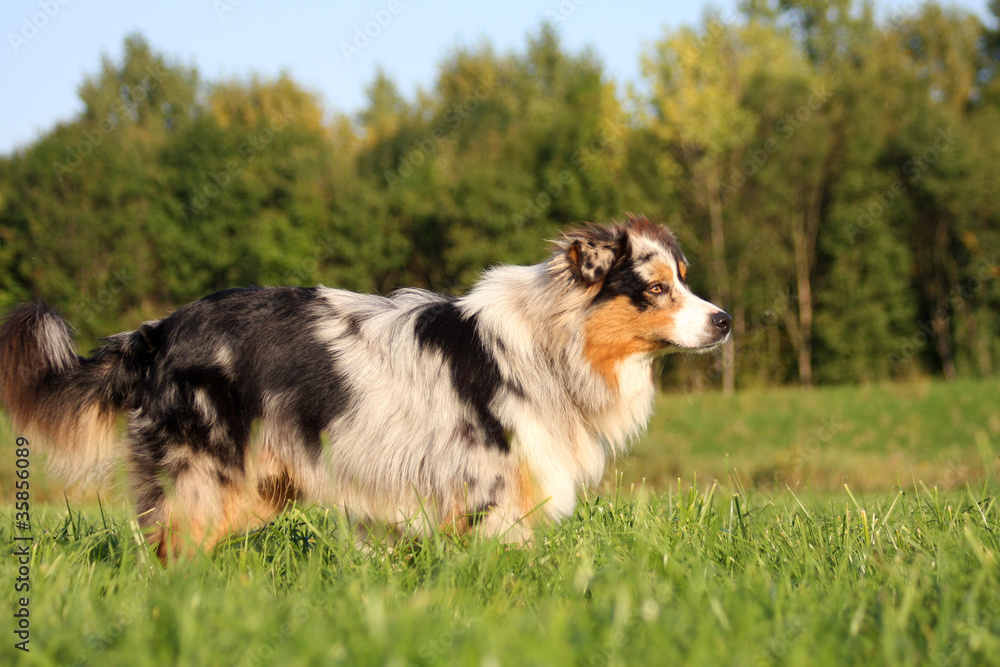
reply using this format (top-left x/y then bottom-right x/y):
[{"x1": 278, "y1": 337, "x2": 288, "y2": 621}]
[{"x1": 0, "y1": 303, "x2": 154, "y2": 488}]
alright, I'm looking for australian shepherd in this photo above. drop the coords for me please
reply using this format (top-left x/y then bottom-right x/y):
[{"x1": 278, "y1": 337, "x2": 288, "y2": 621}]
[{"x1": 0, "y1": 214, "x2": 730, "y2": 562}]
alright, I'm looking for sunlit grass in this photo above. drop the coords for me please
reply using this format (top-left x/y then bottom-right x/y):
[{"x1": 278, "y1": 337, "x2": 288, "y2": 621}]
[
  {"x1": 2, "y1": 378, "x2": 998, "y2": 664},
  {"x1": 3, "y1": 482, "x2": 999, "y2": 665}
]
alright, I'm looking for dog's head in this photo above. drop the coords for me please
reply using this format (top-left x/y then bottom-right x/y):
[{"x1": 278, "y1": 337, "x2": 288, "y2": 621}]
[{"x1": 552, "y1": 215, "x2": 731, "y2": 380}]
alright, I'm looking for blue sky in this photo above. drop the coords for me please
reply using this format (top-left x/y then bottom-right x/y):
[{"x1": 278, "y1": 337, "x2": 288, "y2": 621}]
[{"x1": 1, "y1": 0, "x2": 993, "y2": 156}]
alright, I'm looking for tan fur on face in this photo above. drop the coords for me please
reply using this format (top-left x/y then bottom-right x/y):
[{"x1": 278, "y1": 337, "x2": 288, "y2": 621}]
[
  {"x1": 583, "y1": 294, "x2": 683, "y2": 387},
  {"x1": 649, "y1": 262, "x2": 675, "y2": 287}
]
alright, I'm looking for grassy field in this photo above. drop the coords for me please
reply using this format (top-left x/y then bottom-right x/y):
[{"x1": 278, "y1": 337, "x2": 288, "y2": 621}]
[
  {"x1": 2, "y1": 379, "x2": 998, "y2": 666},
  {"x1": 621, "y1": 377, "x2": 1000, "y2": 493}
]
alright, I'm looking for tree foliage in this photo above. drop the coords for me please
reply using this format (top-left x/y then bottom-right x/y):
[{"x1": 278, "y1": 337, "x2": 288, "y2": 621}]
[{"x1": 1, "y1": 6, "x2": 998, "y2": 388}]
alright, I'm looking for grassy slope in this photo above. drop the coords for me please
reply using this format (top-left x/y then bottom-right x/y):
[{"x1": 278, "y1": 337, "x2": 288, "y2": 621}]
[
  {"x1": 620, "y1": 377, "x2": 1000, "y2": 492},
  {"x1": 1, "y1": 378, "x2": 998, "y2": 665}
]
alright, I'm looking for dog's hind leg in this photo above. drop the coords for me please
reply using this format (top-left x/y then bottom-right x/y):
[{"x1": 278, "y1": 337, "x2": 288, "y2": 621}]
[{"x1": 131, "y1": 443, "x2": 284, "y2": 564}]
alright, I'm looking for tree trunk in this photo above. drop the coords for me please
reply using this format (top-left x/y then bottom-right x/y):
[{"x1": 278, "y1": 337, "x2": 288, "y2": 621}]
[
  {"x1": 933, "y1": 295, "x2": 957, "y2": 381},
  {"x1": 933, "y1": 217, "x2": 958, "y2": 380},
  {"x1": 789, "y1": 171, "x2": 824, "y2": 388},
  {"x1": 791, "y1": 211, "x2": 814, "y2": 387},
  {"x1": 706, "y1": 166, "x2": 734, "y2": 394}
]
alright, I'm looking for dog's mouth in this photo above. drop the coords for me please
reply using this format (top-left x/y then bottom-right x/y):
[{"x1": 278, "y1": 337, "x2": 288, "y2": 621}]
[{"x1": 655, "y1": 335, "x2": 730, "y2": 354}]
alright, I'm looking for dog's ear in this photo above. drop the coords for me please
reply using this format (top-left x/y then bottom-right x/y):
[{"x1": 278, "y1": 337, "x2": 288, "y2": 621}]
[{"x1": 563, "y1": 227, "x2": 624, "y2": 286}]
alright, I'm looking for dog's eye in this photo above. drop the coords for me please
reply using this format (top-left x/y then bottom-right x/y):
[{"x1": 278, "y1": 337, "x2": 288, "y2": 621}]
[{"x1": 647, "y1": 283, "x2": 666, "y2": 295}]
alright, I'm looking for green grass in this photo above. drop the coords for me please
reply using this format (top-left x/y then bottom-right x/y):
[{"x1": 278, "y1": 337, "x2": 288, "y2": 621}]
[
  {"x1": 621, "y1": 377, "x2": 1000, "y2": 492},
  {"x1": 2, "y1": 379, "x2": 999, "y2": 665},
  {"x1": 4, "y1": 485, "x2": 999, "y2": 666}
]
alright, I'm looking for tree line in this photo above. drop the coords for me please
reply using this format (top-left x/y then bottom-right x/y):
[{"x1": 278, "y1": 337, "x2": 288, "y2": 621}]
[{"x1": 1, "y1": 0, "x2": 998, "y2": 390}]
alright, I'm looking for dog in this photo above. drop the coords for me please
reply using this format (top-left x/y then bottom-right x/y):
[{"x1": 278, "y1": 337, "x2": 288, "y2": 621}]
[{"x1": 0, "y1": 214, "x2": 730, "y2": 562}]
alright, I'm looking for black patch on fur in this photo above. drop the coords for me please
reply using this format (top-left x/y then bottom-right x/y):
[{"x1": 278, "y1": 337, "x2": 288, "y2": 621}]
[
  {"x1": 462, "y1": 474, "x2": 479, "y2": 492},
  {"x1": 344, "y1": 313, "x2": 364, "y2": 337},
  {"x1": 134, "y1": 287, "x2": 352, "y2": 471},
  {"x1": 164, "y1": 455, "x2": 191, "y2": 477},
  {"x1": 506, "y1": 378, "x2": 526, "y2": 399},
  {"x1": 414, "y1": 301, "x2": 508, "y2": 452},
  {"x1": 488, "y1": 475, "x2": 506, "y2": 498},
  {"x1": 467, "y1": 502, "x2": 493, "y2": 527},
  {"x1": 594, "y1": 252, "x2": 651, "y2": 312},
  {"x1": 90, "y1": 326, "x2": 159, "y2": 411},
  {"x1": 457, "y1": 419, "x2": 478, "y2": 443},
  {"x1": 491, "y1": 338, "x2": 525, "y2": 398}
]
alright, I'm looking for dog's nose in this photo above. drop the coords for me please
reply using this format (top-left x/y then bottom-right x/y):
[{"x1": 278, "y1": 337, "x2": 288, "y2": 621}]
[{"x1": 710, "y1": 311, "x2": 732, "y2": 335}]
